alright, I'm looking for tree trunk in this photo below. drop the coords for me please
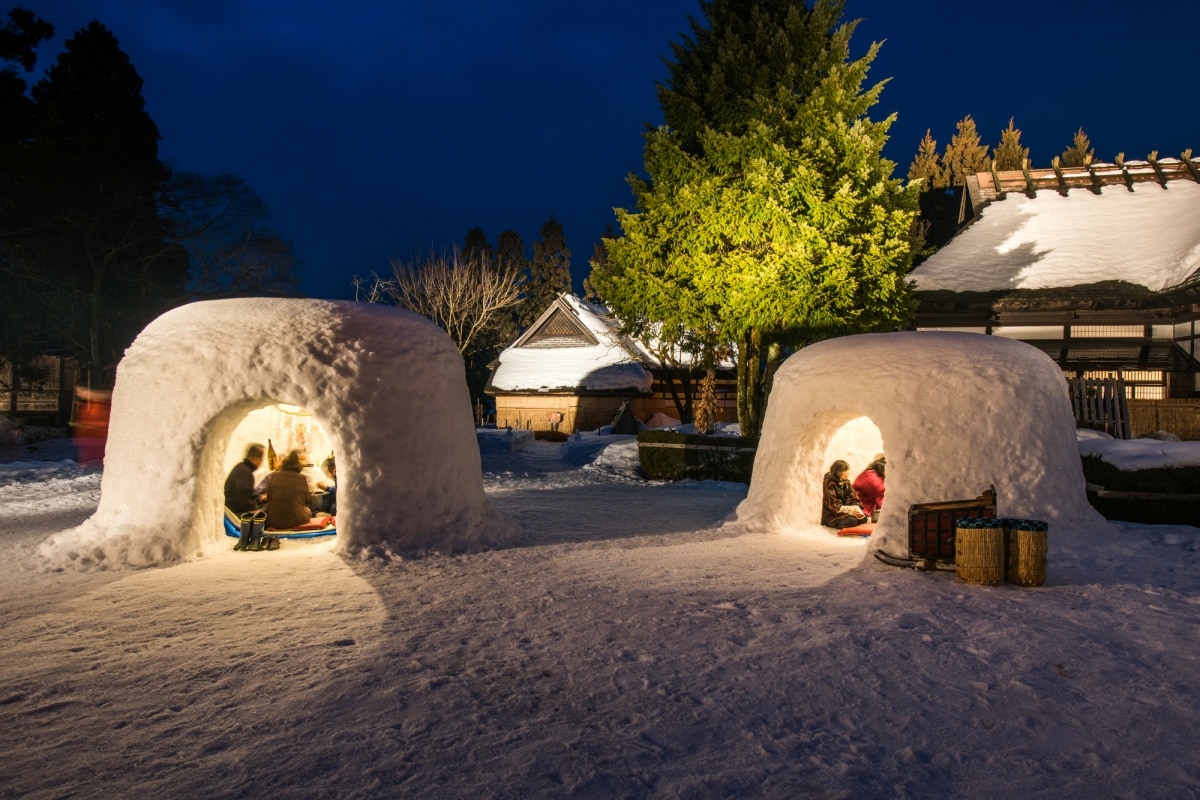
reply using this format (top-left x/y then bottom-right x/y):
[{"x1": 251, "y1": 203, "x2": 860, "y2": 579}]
[
  {"x1": 736, "y1": 327, "x2": 765, "y2": 437},
  {"x1": 661, "y1": 364, "x2": 694, "y2": 424},
  {"x1": 761, "y1": 339, "x2": 783, "y2": 427}
]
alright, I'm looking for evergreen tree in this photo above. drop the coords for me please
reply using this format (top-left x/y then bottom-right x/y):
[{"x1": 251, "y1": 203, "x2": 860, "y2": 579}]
[
  {"x1": 907, "y1": 129, "x2": 946, "y2": 188},
  {"x1": 942, "y1": 114, "x2": 989, "y2": 186},
  {"x1": 517, "y1": 216, "x2": 571, "y2": 330},
  {"x1": 161, "y1": 171, "x2": 302, "y2": 300},
  {"x1": 483, "y1": 228, "x2": 524, "y2": 347},
  {"x1": 1060, "y1": 127, "x2": 1094, "y2": 168},
  {"x1": 582, "y1": 225, "x2": 614, "y2": 304},
  {"x1": 993, "y1": 117, "x2": 1029, "y2": 171},
  {"x1": 6, "y1": 21, "x2": 186, "y2": 382},
  {"x1": 0, "y1": 8, "x2": 54, "y2": 367},
  {"x1": 592, "y1": 0, "x2": 917, "y2": 436},
  {"x1": 494, "y1": 229, "x2": 525, "y2": 274},
  {"x1": 462, "y1": 226, "x2": 492, "y2": 265}
]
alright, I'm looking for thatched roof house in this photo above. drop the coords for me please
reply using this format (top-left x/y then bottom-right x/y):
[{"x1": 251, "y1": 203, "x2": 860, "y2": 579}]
[
  {"x1": 911, "y1": 155, "x2": 1200, "y2": 401},
  {"x1": 486, "y1": 294, "x2": 736, "y2": 434}
]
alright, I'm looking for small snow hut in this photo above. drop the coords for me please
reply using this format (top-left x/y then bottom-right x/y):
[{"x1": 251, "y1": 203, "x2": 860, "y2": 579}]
[
  {"x1": 734, "y1": 332, "x2": 1108, "y2": 558},
  {"x1": 41, "y1": 298, "x2": 517, "y2": 568}
]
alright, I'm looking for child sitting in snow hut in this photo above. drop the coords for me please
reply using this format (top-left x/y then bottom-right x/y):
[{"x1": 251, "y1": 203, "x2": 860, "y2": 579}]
[{"x1": 821, "y1": 460, "x2": 868, "y2": 530}]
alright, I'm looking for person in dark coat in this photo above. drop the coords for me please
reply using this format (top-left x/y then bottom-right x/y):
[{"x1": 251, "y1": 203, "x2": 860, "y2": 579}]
[
  {"x1": 319, "y1": 455, "x2": 337, "y2": 515},
  {"x1": 821, "y1": 459, "x2": 867, "y2": 530},
  {"x1": 223, "y1": 443, "x2": 265, "y2": 515},
  {"x1": 264, "y1": 449, "x2": 314, "y2": 529},
  {"x1": 853, "y1": 455, "x2": 887, "y2": 522}
]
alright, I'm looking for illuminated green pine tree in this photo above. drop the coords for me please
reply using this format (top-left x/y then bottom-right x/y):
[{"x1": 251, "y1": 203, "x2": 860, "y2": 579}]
[
  {"x1": 993, "y1": 117, "x2": 1030, "y2": 171},
  {"x1": 1060, "y1": 127, "x2": 1094, "y2": 168},
  {"x1": 908, "y1": 129, "x2": 947, "y2": 188},
  {"x1": 591, "y1": 0, "x2": 917, "y2": 436},
  {"x1": 943, "y1": 115, "x2": 990, "y2": 186}
]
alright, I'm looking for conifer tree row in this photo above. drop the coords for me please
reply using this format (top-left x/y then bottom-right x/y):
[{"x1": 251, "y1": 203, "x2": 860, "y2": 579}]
[
  {"x1": 906, "y1": 117, "x2": 1105, "y2": 185},
  {"x1": 0, "y1": 8, "x2": 300, "y2": 385}
]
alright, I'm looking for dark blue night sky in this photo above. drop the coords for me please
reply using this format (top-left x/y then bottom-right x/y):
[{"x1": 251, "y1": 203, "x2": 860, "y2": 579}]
[{"x1": 30, "y1": 0, "x2": 1199, "y2": 298}]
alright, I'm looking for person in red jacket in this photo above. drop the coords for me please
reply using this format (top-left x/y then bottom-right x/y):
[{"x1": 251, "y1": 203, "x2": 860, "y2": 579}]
[{"x1": 853, "y1": 455, "x2": 887, "y2": 522}]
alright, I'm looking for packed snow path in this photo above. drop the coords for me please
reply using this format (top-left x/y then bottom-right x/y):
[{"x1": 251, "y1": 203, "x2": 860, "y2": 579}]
[{"x1": 1, "y1": 438, "x2": 1199, "y2": 798}]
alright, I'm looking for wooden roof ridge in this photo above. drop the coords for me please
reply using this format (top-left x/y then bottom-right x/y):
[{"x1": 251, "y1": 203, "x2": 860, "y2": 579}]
[{"x1": 974, "y1": 148, "x2": 1200, "y2": 203}]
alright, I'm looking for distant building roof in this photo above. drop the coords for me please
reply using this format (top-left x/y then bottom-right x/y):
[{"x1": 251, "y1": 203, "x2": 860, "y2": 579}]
[
  {"x1": 910, "y1": 169, "x2": 1200, "y2": 294},
  {"x1": 488, "y1": 295, "x2": 653, "y2": 394}
]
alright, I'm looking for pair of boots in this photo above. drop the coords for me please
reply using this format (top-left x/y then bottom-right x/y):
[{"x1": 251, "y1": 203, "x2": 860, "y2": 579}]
[{"x1": 235, "y1": 510, "x2": 268, "y2": 551}]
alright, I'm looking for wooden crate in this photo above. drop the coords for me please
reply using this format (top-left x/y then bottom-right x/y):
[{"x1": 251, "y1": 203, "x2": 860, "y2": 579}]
[{"x1": 908, "y1": 487, "x2": 996, "y2": 563}]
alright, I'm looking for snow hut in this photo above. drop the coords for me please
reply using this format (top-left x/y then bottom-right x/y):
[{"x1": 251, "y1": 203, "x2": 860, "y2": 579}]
[
  {"x1": 42, "y1": 298, "x2": 517, "y2": 568},
  {"x1": 734, "y1": 332, "x2": 1108, "y2": 558}
]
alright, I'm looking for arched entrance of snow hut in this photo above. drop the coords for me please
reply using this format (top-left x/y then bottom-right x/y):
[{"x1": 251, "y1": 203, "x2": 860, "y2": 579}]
[
  {"x1": 39, "y1": 298, "x2": 518, "y2": 570},
  {"x1": 208, "y1": 399, "x2": 339, "y2": 543},
  {"x1": 732, "y1": 332, "x2": 1106, "y2": 557}
]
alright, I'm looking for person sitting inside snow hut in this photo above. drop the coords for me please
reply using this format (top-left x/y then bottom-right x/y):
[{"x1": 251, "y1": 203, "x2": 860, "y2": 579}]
[
  {"x1": 852, "y1": 455, "x2": 886, "y2": 522},
  {"x1": 264, "y1": 449, "x2": 314, "y2": 530},
  {"x1": 315, "y1": 455, "x2": 336, "y2": 514},
  {"x1": 821, "y1": 459, "x2": 868, "y2": 530},
  {"x1": 224, "y1": 443, "x2": 265, "y2": 515}
]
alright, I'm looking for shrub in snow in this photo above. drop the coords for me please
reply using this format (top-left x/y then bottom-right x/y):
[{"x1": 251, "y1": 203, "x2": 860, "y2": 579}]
[
  {"x1": 734, "y1": 331, "x2": 1108, "y2": 557},
  {"x1": 41, "y1": 298, "x2": 518, "y2": 569}
]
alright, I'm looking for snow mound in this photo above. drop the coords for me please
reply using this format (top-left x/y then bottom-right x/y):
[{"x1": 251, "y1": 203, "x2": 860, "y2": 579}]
[
  {"x1": 1078, "y1": 435, "x2": 1200, "y2": 470},
  {"x1": 41, "y1": 298, "x2": 518, "y2": 569},
  {"x1": 734, "y1": 332, "x2": 1108, "y2": 556}
]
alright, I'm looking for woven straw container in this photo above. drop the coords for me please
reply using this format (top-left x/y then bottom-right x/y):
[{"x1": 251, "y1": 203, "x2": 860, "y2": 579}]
[
  {"x1": 955, "y1": 518, "x2": 1005, "y2": 585},
  {"x1": 1005, "y1": 519, "x2": 1048, "y2": 587}
]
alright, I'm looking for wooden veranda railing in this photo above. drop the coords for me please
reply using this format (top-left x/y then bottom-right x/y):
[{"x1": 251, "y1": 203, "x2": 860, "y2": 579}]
[{"x1": 1067, "y1": 376, "x2": 1130, "y2": 439}]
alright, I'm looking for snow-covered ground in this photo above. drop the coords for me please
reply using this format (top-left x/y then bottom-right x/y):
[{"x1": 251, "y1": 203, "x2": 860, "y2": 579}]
[{"x1": 2, "y1": 431, "x2": 1199, "y2": 799}]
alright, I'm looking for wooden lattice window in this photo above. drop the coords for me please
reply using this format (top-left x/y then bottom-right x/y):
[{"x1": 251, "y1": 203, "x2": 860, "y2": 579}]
[
  {"x1": 521, "y1": 309, "x2": 597, "y2": 348},
  {"x1": 1072, "y1": 325, "x2": 1144, "y2": 339}
]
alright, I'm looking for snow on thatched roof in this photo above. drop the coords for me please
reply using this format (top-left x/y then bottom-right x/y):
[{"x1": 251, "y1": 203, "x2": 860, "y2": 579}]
[
  {"x1": 910, "y1": 178, "x2": 1200, "y2": 293},
  {"x1": 489, "y1": 295, "x2": 653, "y2": 393}
]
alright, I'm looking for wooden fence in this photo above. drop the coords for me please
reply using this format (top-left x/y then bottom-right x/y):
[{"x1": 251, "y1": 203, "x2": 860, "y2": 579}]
[
  {"x1": 1067, "y1": 377, "x2": 1130, "y2": 439},
  {"x1": 1127, "y1": 400, "x2": 1200, "y2": 441}
]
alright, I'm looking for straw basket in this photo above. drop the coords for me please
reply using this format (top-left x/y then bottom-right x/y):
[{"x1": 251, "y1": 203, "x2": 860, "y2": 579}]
[
  {"x1": 1005, "y1": 519, "x2": 1048, "y2": 587},
  {"x1": 955, "y1": 518, "x2": 1005, "y2": 585}
]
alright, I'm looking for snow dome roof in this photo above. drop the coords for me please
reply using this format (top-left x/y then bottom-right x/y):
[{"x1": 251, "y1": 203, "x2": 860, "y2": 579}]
[
  {"x1": 489, "y1": 294, "x2": 653, "y2": 393},
  {"x1": 41, "y1": 298, "x2": 518, "y2": 568},
  {"x1": 734, "y1": 331, "x2": 1108, "y2": 557},
  {"x1": 910, "y1": 179, "x2": 1200, "y2": 293}
]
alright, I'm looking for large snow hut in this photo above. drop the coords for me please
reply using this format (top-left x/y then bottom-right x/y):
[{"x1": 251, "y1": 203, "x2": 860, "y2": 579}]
[
  {"x1": 41, "y1": 298, "x2": 517, "y2": 568},
  {"x1": 734, "y1": 331, "x2": 1108, "y2": 559}
]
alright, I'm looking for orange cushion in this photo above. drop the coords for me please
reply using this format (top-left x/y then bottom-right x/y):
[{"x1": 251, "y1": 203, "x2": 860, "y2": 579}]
[
  {"x1": 837, "y1": 523, "x2": 874, "y2": 537},
  {"x1": 267, "y1": 515, "x2": 335, "y2": 532}
]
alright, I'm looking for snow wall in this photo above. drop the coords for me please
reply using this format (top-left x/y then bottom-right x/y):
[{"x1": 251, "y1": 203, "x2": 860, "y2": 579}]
[
  {"x1": 733, "y1": 332, "x2": 1109, "y2": 557},
  {"x1": 41, "y1": 298, "x2": 518, "y2": 569}
]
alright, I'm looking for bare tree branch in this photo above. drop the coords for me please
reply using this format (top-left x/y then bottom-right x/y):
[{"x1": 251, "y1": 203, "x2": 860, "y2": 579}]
[{"x1": 355, "y1": 248, "x2": 523, "y2": 357}]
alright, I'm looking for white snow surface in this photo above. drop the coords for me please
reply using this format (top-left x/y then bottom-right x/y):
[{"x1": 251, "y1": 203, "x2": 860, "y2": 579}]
[
  {"x1": 737, "y1": 332, "x2": 1108, "y2": 558},
  {"x1": 2, "y1": 425, "x2": 1200, "y2": 798},
  {"x1": 39, "y1": 298, "x2": 517, "y2": 569},
  {"x1": 909, "y1": 179, "x2": 1200, "y2": 292},
  {"x1": 1078, "y1": 430, "x2": 1200, "y2": 470},
  {"x1": 489, "y1": 295, "x2": 653, "y2": 393}
]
